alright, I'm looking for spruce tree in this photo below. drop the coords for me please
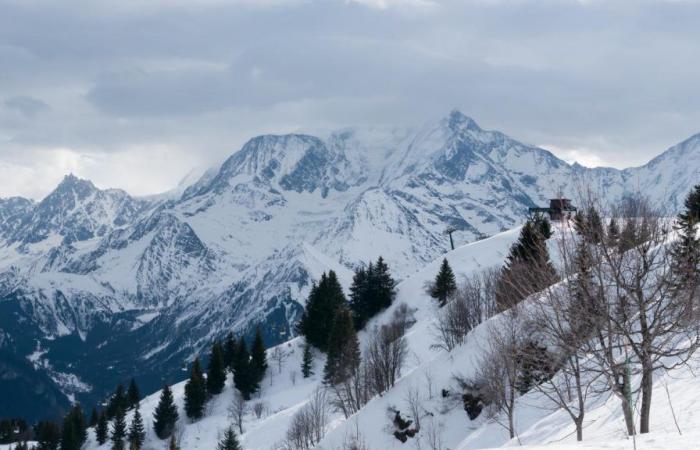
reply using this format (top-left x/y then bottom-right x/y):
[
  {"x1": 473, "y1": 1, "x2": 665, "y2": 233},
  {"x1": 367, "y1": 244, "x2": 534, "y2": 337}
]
[
  {"x1": 671, "y1": 185, "x2": 700, "y2": 291},
  {"x1": 107, "y1": 384, "x2": 127, "y2": 419},
  {"x1": 607, "y1": 218, "x2": 620, "y2": 246},
  {"x1": 233, "y1": 336, "x2": 252, "y2": 399},
  {"x1": 184, "y1": 358, "x2": 207, "y2": 420},
  {"x1": 575, "y1": 207, "x2": 603, "y2": 244},
  {"x1": 586, "y1": 207, "x2": 604, "y2": 244},
  {"x1": 217, "y1": 426, "x2": 242, "y2": 450},
  {"x1": 223, "y1": 332, "x2": 238, "y2": 370},
  {"x1": 110, "y1": 408, "x2": 127, "y2": 450},
  {"x1": 127, "y1": 408, "x2": 145, "y2": 450},
  {"x1": 153, "y1": 385, "x2": 178, "y2": 439},
  {"x1": 34, "y1": 421, "x2": 60, "y2": 450},
  {"x1": 374, "y1": 256, "x2": 397, "y2": 311},
  {"x1": 348, "y1": 265, "x2": 370, "y2": 329},
  {"x1": 207, "y1": 341, "x2": 227, "y2": 396},
  {"x1": 250, "y1": 328, "x2": 268, "y2": 392},
  {"x1": 89, "y1": 408, "x2": 99, "y2": 427},
  {"x1": 496, "y1": 219, "x2": 558, "y2": 310},
  {"x1": 60, "y1": 405, "x2": 87, "y2": 450},
  {"x1": 96, "y1": 412, "x2": 109, "y2": 445},
  {"x1": 533, "y1": 213, "x2": 553, "y2": 239},
  {"x1": 301, "y1": 343, "x2": 314, "y2": 378},
  {"x1": 297, "y1": 271, "x2": 348, "y2": 351},
  {"x1": 323, "y1": 308, "x2": 360, "y2": 385},
  {"x1": 127, "y1": 379, "x2": 140, "y2": 409},
  {"x1": 349, "y1": 257, "x2": 397, "y2": 329},
  {"x1": 430, "y1": 259, "x2": 457, "y2": 307}
]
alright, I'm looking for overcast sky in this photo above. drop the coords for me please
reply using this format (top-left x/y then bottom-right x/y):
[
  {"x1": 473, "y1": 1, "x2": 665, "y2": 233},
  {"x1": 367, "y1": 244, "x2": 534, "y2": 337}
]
[{"x1": 1, "y1": 0, "x2": 699, "y2": 200}]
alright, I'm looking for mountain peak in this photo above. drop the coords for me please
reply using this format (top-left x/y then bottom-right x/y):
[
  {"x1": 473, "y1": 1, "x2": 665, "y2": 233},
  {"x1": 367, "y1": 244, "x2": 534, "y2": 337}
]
[
  {"x1": 447, "y1": 109, "x2": 481, "y2": 132},
  {"x1": 55, "y1": 173, "x2": 96, "y2": 192}
]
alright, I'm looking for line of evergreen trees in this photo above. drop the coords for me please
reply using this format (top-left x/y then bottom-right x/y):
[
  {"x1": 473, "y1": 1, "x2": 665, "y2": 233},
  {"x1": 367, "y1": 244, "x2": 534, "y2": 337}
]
[
  {"x1": 181, "y1": 327, "x2": 269, "y2": 422},
  {"x1": 297, "y1": 256, "x2": 397, "y2": 384},
  {"x1": 10, "y1": 377, "x2": 146, "y2": 450}
]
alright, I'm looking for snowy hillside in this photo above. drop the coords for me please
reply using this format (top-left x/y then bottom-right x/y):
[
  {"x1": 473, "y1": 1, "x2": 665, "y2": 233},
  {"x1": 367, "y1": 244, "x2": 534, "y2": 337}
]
[
  {"x1": 80, "y1": 225, "x2": 700, "y2": 450},
  {"x1": 1, "y1": 110, "x2": 700, "y2": 419}
]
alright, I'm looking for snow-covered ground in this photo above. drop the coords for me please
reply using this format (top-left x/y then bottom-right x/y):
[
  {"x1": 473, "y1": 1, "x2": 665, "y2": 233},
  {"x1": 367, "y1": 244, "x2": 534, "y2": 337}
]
[{"x1": 73, "y1": 225, "x2": 700, "y2": 450}]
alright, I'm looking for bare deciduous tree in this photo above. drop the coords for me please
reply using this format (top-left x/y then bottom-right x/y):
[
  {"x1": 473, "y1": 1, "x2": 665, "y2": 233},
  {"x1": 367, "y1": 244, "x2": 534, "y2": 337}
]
[
  {"x1": 526, "y1": 243, "x2": 601, "y2": 441},
  {"x1": 366, "y1": 323, "x2": 408, "y2": 395},
  {"x1": 404, "y1": 385, "x2": 423, "y2": 432},
  {"x1": 422, "y1": 418, "x2": 445, "y2": 450},
  {"x1": 252, "y1": 401, "x2": 266, "y2": 419},
  {"x1": 390, "y1": 303, "x2": 417, "y2": 336},
  {"x1": 228, "y1": 391, "x2": 247, "y2": 434},
  {"x1": 284, "y1": 389, "x2": 328, "y2": 450},
  {"x1": 432, "y1": 268, "x2": 499, "y2": 351},
  {"x1": 328, "y1": 359, "x2": 372, "y2": 419},
  {"x1": 271, "y1": 347, "x2": 288, "y2": 374},
  {"x1": 577, "y1": 196, "x2": 700, "y2": 434},
  {"x1": 473, "y1": 309, "x2": 524, "y2": 441}
]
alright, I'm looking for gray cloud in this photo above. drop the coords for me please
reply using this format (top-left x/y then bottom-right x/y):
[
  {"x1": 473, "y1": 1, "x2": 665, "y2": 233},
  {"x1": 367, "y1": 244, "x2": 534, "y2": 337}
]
[
  {"x1": 0, "y1": 0, "x2": 699, "y2": 199},
  {"x1": 4, "y1": 95, "x2": 50, "y2": 117}
]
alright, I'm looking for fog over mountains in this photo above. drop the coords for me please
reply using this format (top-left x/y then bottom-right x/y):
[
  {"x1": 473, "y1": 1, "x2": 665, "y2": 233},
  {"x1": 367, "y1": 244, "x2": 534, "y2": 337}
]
[{"x1": 1, "y1": 110, "x2": 698, "y2": 420}]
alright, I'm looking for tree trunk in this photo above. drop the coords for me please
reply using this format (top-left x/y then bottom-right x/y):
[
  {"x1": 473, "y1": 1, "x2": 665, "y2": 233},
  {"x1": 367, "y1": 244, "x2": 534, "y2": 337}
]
[
  {"x1": 639, "y1": 363, "x2": 653, "y2": 434},
  {"x1": 621, "y1": 397, "x2": 635, "y2": 436},
  {"x1": 575, "y1": 418, "x2": 583, "y2": 442},
  {"x1": 508, "y1": 388, "x2": 516, "y2": 439},
  {"x1": 508, "y1": 410, "x2": 515, "y2": 439}
]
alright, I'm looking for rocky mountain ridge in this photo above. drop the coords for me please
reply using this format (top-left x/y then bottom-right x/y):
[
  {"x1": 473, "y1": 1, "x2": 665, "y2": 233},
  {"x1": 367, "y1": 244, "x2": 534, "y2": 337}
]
[{"x1": 0, "y1": 110, "x2": 698, "y2": 420}]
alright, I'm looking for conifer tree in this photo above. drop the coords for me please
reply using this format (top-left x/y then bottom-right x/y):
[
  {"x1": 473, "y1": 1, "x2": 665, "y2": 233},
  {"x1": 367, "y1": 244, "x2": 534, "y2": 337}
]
[
  {"x1": 349, "y1": 257, "x2": 397, "y2": 329},
  {"x1": 89, "y1": 408, "x2": 99, "y2": 427},
  {"x1": 60, "y1": 405, "x2": 87, "y2": 450},
  {"x1": 575, "y1": 207, "x2": 603, "y2": 243},
  {"x1": 323, "y1": 308, "x2": 361, "y2": 385},
  {"x1": 127, "y1": 408, "x2": 145, "y2": 450},
  {"x1": 216, "y1": 426, "x2": 242, "y2": 450},
  {"x1": 110, "y1": 408, "x2": 127, "y2": 450},
  {"x1": 495, "y1": 219, "x2": 558, "y2": 310},
  {"x1": 301, "y1": 343, "x2": 314, "y2": 378},
  {"x1": 533, "y1": 213, "x2": 553, "y2": 239},
  {"x1": 96, "y1": 412, "x2": 109, "y2": 445},
  {"x1": 250, "y1": 328, "x2": 268, "y2": 392},
  {"x1": 374, "y1": 256, "x2": 397, "y2": 310},
  {"x1": 298, "y1": 271, "x2": 348, "y2": 351},
  {"x1": 127, "y1": 379, "x2": 140, "y2": 409},
  {"x1": 348, "y1": 265, "x2": 370, "y2": 329},
  {"x1": 207, "y1": 341, "x2": 227, "y2": 396},
  {"x1": 107, "y1": 384, "x2": 128, "y2": 419},
  {"x1": 430, "y1": 259, "x2": 457, "y2": 307},
  {"x1": 671, "y1": 184, "x2": 700, "y2": 291},
  {"x1": 34, "y1": 421, "x2": 60, "y2": 450},
  {"x1": 233, "y1": 336, "x2": 252, "y2": 399},
  {"x1": 153, "y1": 385, "x2": 178, "y2": 439},
  {"x1": 223, "y1": 333, "x2": 238, "y2": 370},
  {"x1": 184, "y1": 358, "x2": 207, "y2": 420},
  {"x1": 607, "y1": 218, "x2": 619, "y2": 245}
]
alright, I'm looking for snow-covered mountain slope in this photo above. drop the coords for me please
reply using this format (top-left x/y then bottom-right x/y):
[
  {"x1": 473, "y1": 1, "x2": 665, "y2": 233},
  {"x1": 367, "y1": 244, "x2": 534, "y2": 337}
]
[
  {"x1": 79, "y1": 225, "x2": 700, "y2": 450},
  {"x1": 1, "y1": 110, "x2": 700, "y2": 420}
]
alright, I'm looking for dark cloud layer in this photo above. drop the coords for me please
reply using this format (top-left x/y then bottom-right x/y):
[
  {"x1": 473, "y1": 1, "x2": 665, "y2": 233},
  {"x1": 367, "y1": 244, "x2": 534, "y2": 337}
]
[{"x1": 0, "y1": 0, "x2": 699, "y2": 199}]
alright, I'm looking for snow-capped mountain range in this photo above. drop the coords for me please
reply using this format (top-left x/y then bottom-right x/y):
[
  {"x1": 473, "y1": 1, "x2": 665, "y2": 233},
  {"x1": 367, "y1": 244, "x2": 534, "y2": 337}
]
[{"x1": 0, "y1": 110, "x2": 698, "y2": 420}]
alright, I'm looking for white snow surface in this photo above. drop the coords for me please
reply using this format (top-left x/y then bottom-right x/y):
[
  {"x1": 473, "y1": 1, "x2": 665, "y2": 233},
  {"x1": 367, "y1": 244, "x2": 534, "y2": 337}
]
[{"x1": 78, "y1": 225, "x2": 700, "y2": 450}]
